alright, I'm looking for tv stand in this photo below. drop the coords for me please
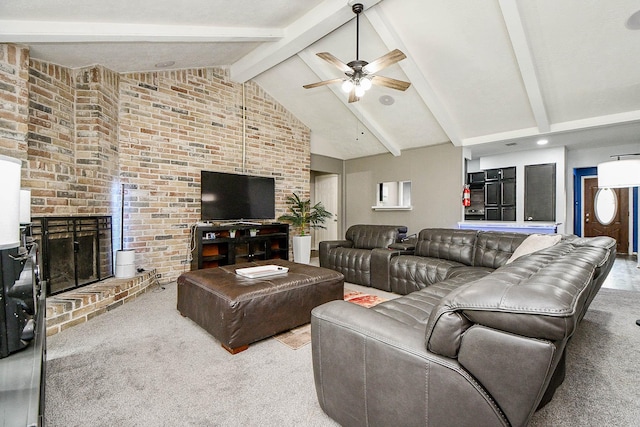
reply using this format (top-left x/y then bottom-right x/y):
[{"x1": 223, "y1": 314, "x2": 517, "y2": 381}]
[{"x1": 191, "y1": 223, "x2": 289, "y2": 270}]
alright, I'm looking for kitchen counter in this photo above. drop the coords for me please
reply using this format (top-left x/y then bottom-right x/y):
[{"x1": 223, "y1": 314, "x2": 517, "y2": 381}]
[{"x1": 458, "y1": 221, "x2": 559, "y2": 234}]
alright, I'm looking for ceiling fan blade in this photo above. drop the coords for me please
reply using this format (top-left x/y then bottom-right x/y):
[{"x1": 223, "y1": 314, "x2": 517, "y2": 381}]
[
  {"x1": 303, "y1": 78, "x2": 344, "y2": 89},
  {"x1": 316, "y1": 52, "x2": 353, "y2": 74},
  {"x1": 371, "y1": 75, "x2": 411, "y2": 91},
  {"x1": 362, "y1": 49, "x2": 406, "y2": 74},
  {"x1": 348, "y1": 88, "x2": 360, "y2": 103}
]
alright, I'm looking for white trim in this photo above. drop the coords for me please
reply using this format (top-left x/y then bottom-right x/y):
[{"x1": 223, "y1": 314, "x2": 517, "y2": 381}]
[{"x1": 0, "y1": 20, "x2": 282, "y2": 43}]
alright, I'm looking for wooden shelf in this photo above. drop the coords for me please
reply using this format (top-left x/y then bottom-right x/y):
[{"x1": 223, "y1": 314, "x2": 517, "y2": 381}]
[
  {"x1": 191, "y1": 223, "x2": 289, "y2": 270},
  {"x1": 203, "y1": 255, "x2": 227, "y2": 261}
]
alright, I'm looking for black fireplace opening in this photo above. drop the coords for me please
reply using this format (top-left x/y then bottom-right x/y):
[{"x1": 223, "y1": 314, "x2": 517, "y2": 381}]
[{"x1": 32, "y1": 216, "x2": 113, "y2": 296}]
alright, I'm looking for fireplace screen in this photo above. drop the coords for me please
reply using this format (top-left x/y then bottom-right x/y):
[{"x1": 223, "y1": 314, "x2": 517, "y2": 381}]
[{"x1": 31, "y1": 216, "x2": 113, "y2": 296}]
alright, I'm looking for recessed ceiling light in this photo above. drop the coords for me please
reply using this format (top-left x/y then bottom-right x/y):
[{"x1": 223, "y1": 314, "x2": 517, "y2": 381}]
[
  {"x1": 626, "y1": 10, "x2": 640, "y2": 30},
  {"x1": 379, "y1": 95, "x2": 395, "y2": 106},
  {"x1": 537, "y1": 139, "x2": 549, "y2": 145},
  {"x1": 155, "y1": 61, "x2": 175, "y2": 68}
]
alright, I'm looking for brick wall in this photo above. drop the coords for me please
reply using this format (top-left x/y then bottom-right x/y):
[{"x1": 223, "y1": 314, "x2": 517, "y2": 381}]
[
  {"x1": 23, "y1": 60, "x2": 76, "y2": 215},
  {"x1": 0, "y1": 44, "x2": 29, "y2": 161},
  {"x1": 118, "y1": 68, "x2": 310, "y2": 278},
  {"x1": 74, "y1": 65, "x2": 120, "y2": 215},
  {"x1": 1, "y1": 43, "x2": 310, "y2": 283}
]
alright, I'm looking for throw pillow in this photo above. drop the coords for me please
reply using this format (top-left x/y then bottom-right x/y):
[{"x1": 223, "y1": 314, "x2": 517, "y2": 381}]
[{"x1": 506, "y1": 233, "x2": 562, "y2": 264}]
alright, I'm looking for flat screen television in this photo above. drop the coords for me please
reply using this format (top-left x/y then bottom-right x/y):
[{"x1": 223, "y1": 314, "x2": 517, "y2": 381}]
[{"x1": 201, "y1": 171, "x2": 275, "y2": 221}]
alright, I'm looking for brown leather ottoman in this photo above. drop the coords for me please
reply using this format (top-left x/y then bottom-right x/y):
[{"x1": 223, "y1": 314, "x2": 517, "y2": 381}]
[{"x1": 177, "y1": 259, "x2": 344, "y2": 354}]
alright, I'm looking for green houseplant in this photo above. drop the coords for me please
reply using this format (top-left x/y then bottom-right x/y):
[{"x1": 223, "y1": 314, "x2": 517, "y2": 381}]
[{"x1": 278, "y1": 193, "x2": 332, "y2": 263}]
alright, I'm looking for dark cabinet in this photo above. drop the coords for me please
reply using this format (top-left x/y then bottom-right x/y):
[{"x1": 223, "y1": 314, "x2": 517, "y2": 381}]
[
  {"x1": 485, "y1": 181, "x2": 500, "y2": 206},
  {"x1": 485, "y1": 207, "x2": 500, "y2": 221},
  {"x1": 468, "y1": 171, "x2": 485, "y2": 185},
  {"x1": 192, "y1": 224, "x2": 289, "y2": 270},
  {"x1": 485, "y1": 169, "x2": 501, "y2": 181},
  {"x1": 502, "y1": 206, "x2": 516, "y2": 221},
  {"x1": 483, "y1": 167, "x2": 516, "y2": 221},
  {"x1": 502, "y1": 179, "x2": 516, "y2": 206},
  {"x1": 501, "y1": 167, "x2": 516, "y2": 180}
]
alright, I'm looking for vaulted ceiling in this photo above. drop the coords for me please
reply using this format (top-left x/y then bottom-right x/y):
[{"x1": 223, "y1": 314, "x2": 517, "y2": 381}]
[{"x1": 2, "y1": 0, "x2": 640, "y2": 160}]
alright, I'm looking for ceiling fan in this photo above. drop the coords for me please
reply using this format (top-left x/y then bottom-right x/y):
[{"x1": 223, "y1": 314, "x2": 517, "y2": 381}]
[{"x1": 303, "y1": 3, "x2": 411, "y2": 103}]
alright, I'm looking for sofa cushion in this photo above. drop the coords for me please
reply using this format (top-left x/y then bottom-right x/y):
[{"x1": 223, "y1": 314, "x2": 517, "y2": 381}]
[
  {"x1": 389, "y1": 255, "x2": 466, "y2": 295},
  {"x1": 345, "y1": 224, "x2": 406, "y2": 250},
  {"x1": 473, "y1": 231, "x2": 529, "y2": 269},
  {"x1": 414, "y1": 228, "x2": 477, "y2": 265},
  {"x1": 371, "y1": 276, "x2": 474, "y2": 331},
  {"x1": 505, "y1": 233, "x2": 562, "y2": 264}
]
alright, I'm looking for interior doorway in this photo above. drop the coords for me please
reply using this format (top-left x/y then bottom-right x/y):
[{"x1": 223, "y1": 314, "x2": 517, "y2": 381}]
[
  {"x1": 312, "y1": 173, "x2": 339, "y2": 250},
  {"x1": 582, "y1": 177, "x2": 629, "y2": 254}
]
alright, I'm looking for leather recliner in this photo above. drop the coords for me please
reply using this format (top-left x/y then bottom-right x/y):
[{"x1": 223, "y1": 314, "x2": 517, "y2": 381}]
[{"x1": 319, "y1": 224, "x2": 407, "y2": 286}]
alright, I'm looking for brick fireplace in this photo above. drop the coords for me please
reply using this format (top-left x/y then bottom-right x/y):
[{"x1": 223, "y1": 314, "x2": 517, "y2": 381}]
[
  {"x1": 31, "y1": 216, "x2": 113, "y2": 296},
  {"x1": 0, "y1": 43, "x2": 311, "y2": 285},
  {"x1": 45, "y1": 270, "x2": 157, "y2": 336}
]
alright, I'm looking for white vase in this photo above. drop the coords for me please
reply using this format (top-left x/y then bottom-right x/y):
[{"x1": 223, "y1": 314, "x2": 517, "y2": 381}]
[{"x1": 292, "y1": 235, "x2": 312, "y2": 264}]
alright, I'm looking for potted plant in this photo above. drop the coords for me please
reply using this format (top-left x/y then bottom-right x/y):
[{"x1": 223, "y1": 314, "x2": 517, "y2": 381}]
[
  {"x1": 249, "y1": 228, "x2": 258, "y2": 237},
  {"x1": 229, "y1": 228, "x2": 237, "y2": 238},
  {"x1": 278, "y1": 192, "x2": 332, "y2": 264}
]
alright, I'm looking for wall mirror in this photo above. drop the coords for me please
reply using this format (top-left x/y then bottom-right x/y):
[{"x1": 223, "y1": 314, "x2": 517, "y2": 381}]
[{"x1": 373, "y1": 181, "x2": 412, "y2": 210}]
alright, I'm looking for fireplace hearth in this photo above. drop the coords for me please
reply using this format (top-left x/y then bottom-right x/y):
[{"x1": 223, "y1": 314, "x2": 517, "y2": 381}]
[{"x1": 32, "y1": 216, "x2": 113, "y2": 296}]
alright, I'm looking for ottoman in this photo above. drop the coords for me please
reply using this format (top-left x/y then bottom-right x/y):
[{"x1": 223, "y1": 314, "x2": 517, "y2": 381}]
[{"x1": 177, "y1": 259, "x2": 344, "y2": 354}]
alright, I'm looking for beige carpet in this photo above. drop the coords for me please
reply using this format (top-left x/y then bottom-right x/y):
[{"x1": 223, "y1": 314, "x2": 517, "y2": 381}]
[
  {"x1": 44, "y1": 284, "x2": 640, "y2": 426},
  {"x1": 273, "y1": 290, "x2": 387, "y2": 350}
]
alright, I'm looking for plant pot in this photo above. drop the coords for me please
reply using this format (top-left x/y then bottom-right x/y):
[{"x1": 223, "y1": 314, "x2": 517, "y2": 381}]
[
  {"x1": 250, "y1": 230, "x2": 257, "y2": 237},
  {"x1": 292, "y1": 235, "x2": 312, "y2": 264},
  {"x1": 229, "y1": 230, "x2": 236, "y2": 238}
]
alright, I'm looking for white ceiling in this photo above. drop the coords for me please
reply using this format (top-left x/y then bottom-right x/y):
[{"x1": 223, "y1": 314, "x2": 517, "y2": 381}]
[{"x1": 2, "y1": 0, "x2": 640, "y2": 160}]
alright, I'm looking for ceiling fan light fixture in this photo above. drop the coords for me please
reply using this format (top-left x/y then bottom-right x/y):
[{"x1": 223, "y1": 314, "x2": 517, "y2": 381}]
[
  {"x1": 302, "y1": 2, "x2": 410, "y2": 102},
  {"x1": 341, "y1": 79, "x2": 354, "y2": 93}
]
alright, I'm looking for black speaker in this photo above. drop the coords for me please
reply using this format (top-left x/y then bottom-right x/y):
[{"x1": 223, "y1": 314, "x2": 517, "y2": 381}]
[{"x1": 0, "y1": 244, "x2": 38, "y2": 359}]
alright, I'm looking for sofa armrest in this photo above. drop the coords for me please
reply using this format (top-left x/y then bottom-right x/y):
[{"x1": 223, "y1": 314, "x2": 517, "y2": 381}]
[
  {"x1": 370, "y1": 248, "x2": 403, "y2": 291},
  {"x1": 319, "y1": 239, "x2": 352, "y2": 267},
  {"x1": 458, "y1": 325, "x2": 558, "y2": 427},
  {"x1": 311, "y1": 301, "x2": 508, "y2": 427},
  {"x1": 388, "y1": 242, "x2": 416, "y2": 253}
]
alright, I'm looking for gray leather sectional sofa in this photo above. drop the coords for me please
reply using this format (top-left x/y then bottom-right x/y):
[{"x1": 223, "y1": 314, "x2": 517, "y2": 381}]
[{"x1": 312, "y1": 227, "x2": 616, "y2": 427}]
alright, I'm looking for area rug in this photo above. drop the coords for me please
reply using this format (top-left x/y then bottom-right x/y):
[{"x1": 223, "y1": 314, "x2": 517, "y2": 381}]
[
  {"x1": 343, "y1": 290, "x2": 387, "y2": 308},
  {"x1": 273, "y1": 290, "x2": 387, "y2": 350}
]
